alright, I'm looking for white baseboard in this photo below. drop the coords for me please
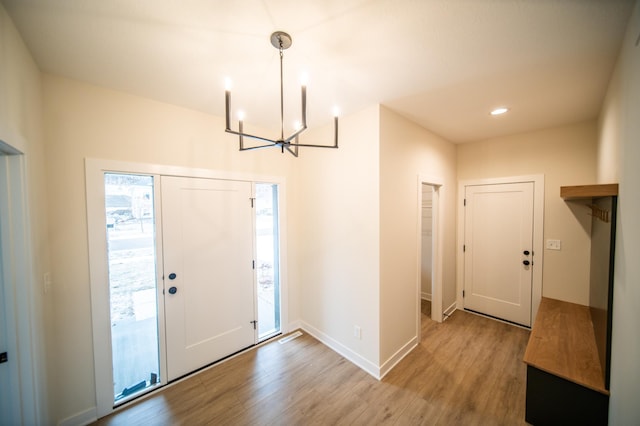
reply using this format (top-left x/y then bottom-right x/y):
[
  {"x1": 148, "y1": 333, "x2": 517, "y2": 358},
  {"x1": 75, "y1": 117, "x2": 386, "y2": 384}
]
[
  {"x1": 299, "y1": 321, "x2": 381, "y2": 380},
  {"x1": 421, "y1": 292, "x2": 432, "y2": 301},
  {"x1": 443, "y1": 301, "x2": 457, "y2": 320},
  {"x1": 57, "y1": 407, "x2": 97, "y2": 426},
  {"x1": 379, "y1": 335, "x2": 418, "y2": 379}
]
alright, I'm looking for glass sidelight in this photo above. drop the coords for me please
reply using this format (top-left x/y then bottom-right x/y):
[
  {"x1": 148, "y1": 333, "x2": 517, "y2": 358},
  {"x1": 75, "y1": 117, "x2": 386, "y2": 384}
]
[
  {"x1": 104, "y1": 173, "x2": 160, "y2": 403},
  {"x1": 254, "y1": 183, "x2": 281, "y2": 340}
]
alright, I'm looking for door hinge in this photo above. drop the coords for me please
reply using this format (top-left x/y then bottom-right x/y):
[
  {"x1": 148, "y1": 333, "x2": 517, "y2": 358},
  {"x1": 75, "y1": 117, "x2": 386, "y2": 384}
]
[
  {"x1": 250, "y1": 197, "x2": 256, "y2": 208},
  {"x1": 250, "y1": 320, "x2": 257, "y2": 330},
  {"x1": 0, "y1": 352, "x2": 7, "y2": 364}
]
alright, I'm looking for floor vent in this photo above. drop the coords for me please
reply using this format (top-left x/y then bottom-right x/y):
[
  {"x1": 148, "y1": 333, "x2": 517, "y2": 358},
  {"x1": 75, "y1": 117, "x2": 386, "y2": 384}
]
[{"x1": 278, "y1": 331, "x2": 303, "y2": 344}]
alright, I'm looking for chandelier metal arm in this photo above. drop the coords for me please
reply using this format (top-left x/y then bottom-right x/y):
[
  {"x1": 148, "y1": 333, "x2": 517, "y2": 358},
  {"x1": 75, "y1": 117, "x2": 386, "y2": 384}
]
[
  {"x1": 284, "y1": 145, "x2": 299, "y2": 157},
  {"x1": 224, "y1": 127, "x2": 279, "y2": 146},
  {"x1": 239, "y1": 142, "x2": 282, "y2": 152},
  {"x1": 286, "y1": 142, "x2": 339, "y2": 149},
  {"x1": 283, "y1": 124, "x2": 307, "y2": 143}
]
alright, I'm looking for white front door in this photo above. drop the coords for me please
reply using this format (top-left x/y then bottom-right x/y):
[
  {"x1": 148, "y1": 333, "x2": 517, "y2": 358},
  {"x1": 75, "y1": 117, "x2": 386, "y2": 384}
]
[
  {"x1": 463, "y1": 182, "x2": 534, "y2": 326},
  {"x1": 161, "y1": 176, "x2": 256, "y2": 380}
]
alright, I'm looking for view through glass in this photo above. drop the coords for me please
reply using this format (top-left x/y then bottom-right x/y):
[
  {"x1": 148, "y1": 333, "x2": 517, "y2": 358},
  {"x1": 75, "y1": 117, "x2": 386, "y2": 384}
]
[
  {"x1": 255, "y1": 183, "x2": 281, "y2": 340},
  {"x1": 104, "y1": 173, "x2": 160, "y2": 403}
]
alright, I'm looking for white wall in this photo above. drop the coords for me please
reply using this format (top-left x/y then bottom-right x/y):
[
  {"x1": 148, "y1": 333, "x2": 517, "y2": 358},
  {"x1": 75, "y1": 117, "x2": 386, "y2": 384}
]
[
  {"x1": 42, "y1": 74, "x2": 298, "y2": 422},
  {"x1": 457, "y1": 121, "x2": 598, "y2": 305},
  {"x1": 379, "y1": 106, "x2": 457, "y2": 364},
  {"x1": 294, "y1": 105, "x2": 381, "y2": 369},
  {"x1": 0, "y1": 4, "x2": 51, "y2": 424},
  {"x1": 597, "y1": 2, "x2": 640, "y2": 423}
]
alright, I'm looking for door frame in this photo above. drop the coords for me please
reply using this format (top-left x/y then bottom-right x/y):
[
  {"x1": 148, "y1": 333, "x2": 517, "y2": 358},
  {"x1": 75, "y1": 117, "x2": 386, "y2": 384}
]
[
  {"x1": 456, "y1": 175, "x2": 544, "y2": 325},
  {"x1": 86, "y1": 158, "x2": 288, "y2": 419},
  {"x1": 0, "y1": 141, "x2": 39, "y2": 425},
  {"x1": 416, "y1": 175, "x2": 444, "y2": 331}
]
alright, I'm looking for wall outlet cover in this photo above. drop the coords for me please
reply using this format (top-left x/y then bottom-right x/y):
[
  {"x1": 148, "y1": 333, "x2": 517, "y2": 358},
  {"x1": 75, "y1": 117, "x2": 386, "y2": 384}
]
[{"x1": 546, "y1": 239, "x2": 561, "y2": 250}]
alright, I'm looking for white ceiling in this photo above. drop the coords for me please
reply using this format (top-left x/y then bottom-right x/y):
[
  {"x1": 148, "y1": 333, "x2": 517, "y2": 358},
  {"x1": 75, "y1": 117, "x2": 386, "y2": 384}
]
[{"x1": 1, "y1": 0, "x2": 635, "y2": 143}]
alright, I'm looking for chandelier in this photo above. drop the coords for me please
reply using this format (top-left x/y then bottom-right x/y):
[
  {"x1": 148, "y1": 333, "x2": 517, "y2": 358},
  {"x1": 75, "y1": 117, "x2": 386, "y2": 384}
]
[{"x1": 224, "y1": 31, "x2": 339, "y2": 157}]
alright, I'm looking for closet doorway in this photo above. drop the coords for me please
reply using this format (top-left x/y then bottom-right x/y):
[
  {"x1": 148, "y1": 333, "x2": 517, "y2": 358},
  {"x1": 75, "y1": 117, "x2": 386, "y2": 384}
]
[{"x1": 417, "y1": 176, "x2": 443, "y2": 330}]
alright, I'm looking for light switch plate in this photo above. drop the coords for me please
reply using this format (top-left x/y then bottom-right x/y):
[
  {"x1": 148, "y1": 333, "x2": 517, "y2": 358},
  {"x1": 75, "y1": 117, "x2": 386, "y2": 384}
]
[{"x1": 546, "y1": 239, "x2": 561, "y2": 250}]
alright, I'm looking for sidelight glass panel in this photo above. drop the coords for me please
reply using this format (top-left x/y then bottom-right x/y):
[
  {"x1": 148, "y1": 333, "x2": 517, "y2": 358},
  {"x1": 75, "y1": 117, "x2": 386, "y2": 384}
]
[
  {"x1": 255, "y1": 183, "x2": 281, "y2": 340},
  {"x1": 104, "y1": 173, "x2": 160, "y2": 403}
]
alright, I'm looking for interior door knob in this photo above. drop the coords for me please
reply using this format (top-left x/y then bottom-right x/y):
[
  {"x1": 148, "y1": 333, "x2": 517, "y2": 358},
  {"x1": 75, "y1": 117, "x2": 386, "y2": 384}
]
[
  {"x1": 168, "y1": 273, "x2": 177, "y2": 280},
  {"x1": 523, "y1": 250, "x2": 530, "y2": 256},
  {"x1": 523, "y1": 260, "x2": 530, "y2": 266},
  {"x1": 168, "y1": 286, "x2": 178, "y2": 294}
]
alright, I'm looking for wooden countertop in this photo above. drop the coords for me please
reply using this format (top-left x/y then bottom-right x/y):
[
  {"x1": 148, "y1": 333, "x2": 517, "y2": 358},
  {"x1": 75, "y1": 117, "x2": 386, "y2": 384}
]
[{"x1": 523, "y1": 297, "x2": 608, "y2": 395}]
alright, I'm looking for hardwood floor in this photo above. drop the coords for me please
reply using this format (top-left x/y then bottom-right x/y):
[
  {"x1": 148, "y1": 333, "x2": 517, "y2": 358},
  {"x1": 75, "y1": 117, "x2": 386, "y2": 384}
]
[{"x1": 94, "y1": 301, "x2": 531, "y2": 425}]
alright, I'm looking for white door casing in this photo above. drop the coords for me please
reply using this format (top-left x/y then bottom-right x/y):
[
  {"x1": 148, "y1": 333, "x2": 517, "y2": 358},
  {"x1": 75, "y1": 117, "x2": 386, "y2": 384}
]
[
  {"x1": 161, "y1": 176, "x2": 256, "y2": 381},
  {"x1": 417, "y1": 174, "x2": 444, "y2": 331},
  {"x1": 0, "y1": 148, "x2": 39, "y2": 425},
  {"x1": 463, "y1": 182, "x2": 534, "y2": 326},
  {"x1": 87, "y1": 159, "x2": 287, "y2": 419}
]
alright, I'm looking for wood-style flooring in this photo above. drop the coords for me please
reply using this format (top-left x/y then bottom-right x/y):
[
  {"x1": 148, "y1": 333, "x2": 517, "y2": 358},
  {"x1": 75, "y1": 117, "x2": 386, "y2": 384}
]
[{"x1": 94, "y1": 301, "x2": 531, "y2": 425}]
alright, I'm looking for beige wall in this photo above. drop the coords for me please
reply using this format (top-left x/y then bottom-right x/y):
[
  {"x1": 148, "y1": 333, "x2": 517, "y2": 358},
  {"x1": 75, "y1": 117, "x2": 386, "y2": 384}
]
[
  {"x1": 457, "y1": 121, "x2": 598, "y2": 305},
  {"x1": 379, "y1": 106, "x2": 457, "y2": 363},
  {"x1": 42, "y1": 74, "x2": 298, "y2": 421},
  {"x1": 598, "y1": 1, "x2": 640, "y2": 423},
  {"x1": 0, "y1": 5, "x2": 51, "y2": 423},
  {"x1": 294, "y1": 105, "x2": 381, "y2": 367}
]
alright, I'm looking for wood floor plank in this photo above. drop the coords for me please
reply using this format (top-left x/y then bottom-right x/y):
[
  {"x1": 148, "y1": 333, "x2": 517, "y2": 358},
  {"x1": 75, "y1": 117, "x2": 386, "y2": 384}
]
[{"x1": 93, "y1": 302, "x2": 530, "y2": 426}]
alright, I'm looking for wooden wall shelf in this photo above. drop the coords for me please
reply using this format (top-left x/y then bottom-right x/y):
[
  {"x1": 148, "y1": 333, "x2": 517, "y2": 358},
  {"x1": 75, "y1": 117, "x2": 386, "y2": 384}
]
[{"x1": 560, "y1": 184, "x2": 618, "y2": 200}]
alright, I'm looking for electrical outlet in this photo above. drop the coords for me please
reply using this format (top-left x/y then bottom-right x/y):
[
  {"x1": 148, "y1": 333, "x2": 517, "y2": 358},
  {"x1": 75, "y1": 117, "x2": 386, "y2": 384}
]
[
  {"x1": 353, "y1": 325, "x2": 362, "y2": 340},
  {"x1": 546, "y1": 239, "x2": 561, "y2": 250}
]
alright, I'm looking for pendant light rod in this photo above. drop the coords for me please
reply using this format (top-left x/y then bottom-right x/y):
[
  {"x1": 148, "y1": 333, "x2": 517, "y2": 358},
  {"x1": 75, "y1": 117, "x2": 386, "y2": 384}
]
[
  {"x1": 224, "y1": 31, "x2": 339, "y2": 157},
  {"x1": 279, "y1": 43, "x2": 285, "y2": 141}
]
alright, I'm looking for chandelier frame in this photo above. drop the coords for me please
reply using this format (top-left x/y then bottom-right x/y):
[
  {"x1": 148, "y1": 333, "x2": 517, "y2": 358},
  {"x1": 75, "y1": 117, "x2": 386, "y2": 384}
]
[{"x1": 224, "y1": 31, "x2": 339, "y2": 157}]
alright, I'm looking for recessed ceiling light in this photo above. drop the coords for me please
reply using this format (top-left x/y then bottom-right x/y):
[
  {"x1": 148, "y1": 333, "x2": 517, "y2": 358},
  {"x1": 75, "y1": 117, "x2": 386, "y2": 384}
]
[{"x1": 490, "y1": 107, "x2": 509, "y2": 116}]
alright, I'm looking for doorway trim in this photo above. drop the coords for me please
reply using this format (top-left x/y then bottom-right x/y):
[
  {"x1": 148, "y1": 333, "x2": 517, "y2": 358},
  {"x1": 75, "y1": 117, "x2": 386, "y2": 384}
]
[
  {"x1": 0, "y1": 141, "x2": 39, "y2": 425},
  {"x1": 417, "y1": 174, "x2": 444, "y2": 334},
  {"x1": 86, "y1": 158, "x2": 288, "y2": 419},
  {"x1": 456, "y1": 175, "x2": 544, "y2": 325}
]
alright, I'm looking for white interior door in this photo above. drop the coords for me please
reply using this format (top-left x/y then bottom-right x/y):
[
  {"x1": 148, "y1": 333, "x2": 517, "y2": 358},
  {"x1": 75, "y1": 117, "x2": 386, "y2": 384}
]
[
  {"x1": 463, "y1": 182, "x2": 534, "y2": 326},
  {"x1": 161, "y1": 176, "x2": 256, "y2": 381}
]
